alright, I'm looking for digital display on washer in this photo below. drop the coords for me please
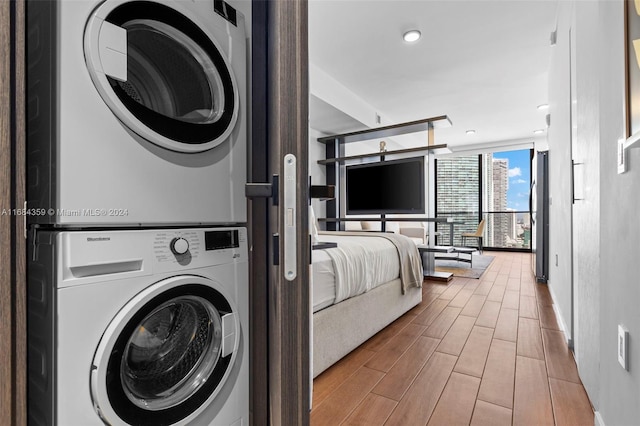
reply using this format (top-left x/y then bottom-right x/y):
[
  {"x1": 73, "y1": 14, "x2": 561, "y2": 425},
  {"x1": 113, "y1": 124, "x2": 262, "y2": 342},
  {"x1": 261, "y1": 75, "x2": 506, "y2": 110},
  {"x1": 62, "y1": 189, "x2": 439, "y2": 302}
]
[{"x1": 205, "y1": 230, "x2": 239, "y2": 250}]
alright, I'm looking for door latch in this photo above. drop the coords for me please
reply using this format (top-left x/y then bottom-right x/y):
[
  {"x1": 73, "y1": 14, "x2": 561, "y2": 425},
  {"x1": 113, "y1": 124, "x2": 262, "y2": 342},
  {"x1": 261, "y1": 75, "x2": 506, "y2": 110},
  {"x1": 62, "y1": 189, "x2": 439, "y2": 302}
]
[{"x1": 283, "y1": 154, "x2": 297, "y2": 281}]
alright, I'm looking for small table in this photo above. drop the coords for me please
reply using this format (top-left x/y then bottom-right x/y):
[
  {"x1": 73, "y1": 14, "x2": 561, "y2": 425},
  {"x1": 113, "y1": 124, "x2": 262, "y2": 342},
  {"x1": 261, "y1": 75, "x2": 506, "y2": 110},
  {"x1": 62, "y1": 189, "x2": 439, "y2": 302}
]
[
  {"x1": 417, "y1": 245, "x2": 454, "y2": 282},
  {"x1": 453, "y1": 247, "x2": 475, "y2": 267},
  {"x1": 435, "y1": 247, "x2": 476, "y2": 267}
]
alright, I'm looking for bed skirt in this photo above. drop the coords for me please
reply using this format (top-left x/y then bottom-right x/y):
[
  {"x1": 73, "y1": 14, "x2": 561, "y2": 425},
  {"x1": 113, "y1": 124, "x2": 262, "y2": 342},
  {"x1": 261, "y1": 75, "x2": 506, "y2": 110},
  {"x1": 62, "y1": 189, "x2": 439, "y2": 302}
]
[{"x1": 312, "y1": 278, "x2": 422, "y2": 377}]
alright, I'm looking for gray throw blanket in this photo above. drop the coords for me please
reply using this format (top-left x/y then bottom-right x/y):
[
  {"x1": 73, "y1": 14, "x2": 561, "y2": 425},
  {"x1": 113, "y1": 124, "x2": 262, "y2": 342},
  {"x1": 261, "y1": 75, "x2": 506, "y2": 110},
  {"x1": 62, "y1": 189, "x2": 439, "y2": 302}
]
[{"x1": 318, "y1": 231, "x2": 423, "y2": 293}]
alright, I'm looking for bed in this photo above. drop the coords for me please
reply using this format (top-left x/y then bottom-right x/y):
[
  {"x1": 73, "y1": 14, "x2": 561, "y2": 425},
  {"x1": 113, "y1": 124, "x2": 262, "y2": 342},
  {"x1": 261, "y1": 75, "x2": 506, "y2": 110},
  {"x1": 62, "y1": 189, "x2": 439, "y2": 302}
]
[{"x1": 311, "y1": 231, "x2": 424, "y2": 377}]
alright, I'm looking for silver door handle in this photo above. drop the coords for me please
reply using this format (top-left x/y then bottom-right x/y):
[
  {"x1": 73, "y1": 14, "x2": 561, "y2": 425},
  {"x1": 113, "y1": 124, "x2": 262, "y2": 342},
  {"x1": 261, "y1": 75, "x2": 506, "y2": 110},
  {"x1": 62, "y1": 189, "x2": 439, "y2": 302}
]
[{"x1": 572, "y1": 160, "x2": 584, "y2": 203}]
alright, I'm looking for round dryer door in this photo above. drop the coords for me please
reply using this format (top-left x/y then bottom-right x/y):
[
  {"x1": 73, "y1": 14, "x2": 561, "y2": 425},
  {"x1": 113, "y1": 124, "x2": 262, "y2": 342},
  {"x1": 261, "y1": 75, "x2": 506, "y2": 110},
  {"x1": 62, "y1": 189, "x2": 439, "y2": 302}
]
[
  {"x1": 90, "y1": 276, "x2": 241, "y2": 425},
  {"x1": 84, "y1": 0, "x2": 239, "y2": 153}
]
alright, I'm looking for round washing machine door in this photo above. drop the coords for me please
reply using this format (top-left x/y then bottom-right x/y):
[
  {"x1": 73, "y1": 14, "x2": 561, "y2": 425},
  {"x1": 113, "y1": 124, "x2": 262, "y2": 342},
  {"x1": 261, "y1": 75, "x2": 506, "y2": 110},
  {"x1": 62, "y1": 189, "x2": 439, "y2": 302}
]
[
  {"x1": 84, "y1": 0, "x2": 239, "y2": 153},
  {"x1": 90, "y1": 275, "x2": 241, "y2": 426}
]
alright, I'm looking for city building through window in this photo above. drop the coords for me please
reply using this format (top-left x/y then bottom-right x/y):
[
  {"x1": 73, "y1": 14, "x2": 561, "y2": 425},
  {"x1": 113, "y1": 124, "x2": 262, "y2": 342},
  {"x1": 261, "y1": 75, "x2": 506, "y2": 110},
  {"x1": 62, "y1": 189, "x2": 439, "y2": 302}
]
[{"x1": 435, "y1": 149, "x2": 532, "y2": 250}]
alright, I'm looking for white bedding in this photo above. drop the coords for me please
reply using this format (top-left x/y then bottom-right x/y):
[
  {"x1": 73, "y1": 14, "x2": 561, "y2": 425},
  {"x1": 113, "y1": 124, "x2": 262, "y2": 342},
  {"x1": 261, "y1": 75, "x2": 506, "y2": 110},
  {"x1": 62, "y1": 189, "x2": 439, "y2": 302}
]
[
  {"x1": 312, "y1": 234, "x2": 400, "y2": 312},
  {"x1": 312, "y1": 249, "x2": 338, "y2": 312}
]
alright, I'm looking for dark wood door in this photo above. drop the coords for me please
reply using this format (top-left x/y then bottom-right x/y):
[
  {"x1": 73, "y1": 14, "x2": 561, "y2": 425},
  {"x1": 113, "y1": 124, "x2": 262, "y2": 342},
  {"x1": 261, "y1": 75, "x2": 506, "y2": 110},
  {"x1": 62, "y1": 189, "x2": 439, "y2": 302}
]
[
  {"x1": 251, "y1": 0, "x2": 310, "y2": 424},
  {"x1": 1, "y1": 0, "x2": 27, "y2": 424}
]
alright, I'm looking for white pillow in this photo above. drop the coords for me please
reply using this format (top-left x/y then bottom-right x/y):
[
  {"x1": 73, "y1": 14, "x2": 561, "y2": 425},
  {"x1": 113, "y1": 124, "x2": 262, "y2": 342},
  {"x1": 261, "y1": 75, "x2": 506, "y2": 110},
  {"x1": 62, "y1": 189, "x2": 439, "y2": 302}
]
[
  {"x1": 361, "y1": 220, "x2": 398, "y2": 233},
  {"x1": 385, "y1": 221, "x2": 400, "y2": 234},
  {"x1": 361, "y1": 221, "x2": 381, "y2": 231},
  {"x1": 344, "y1": 221, "x2": 362, "y2": 231}
]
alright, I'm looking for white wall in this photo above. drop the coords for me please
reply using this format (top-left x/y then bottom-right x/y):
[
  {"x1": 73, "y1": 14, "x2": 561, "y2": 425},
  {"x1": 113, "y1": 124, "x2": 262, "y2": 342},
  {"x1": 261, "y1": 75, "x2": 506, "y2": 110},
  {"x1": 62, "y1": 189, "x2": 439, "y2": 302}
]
[
  {"x1": 310, "y1": 64, "x2": 386, "y2": 129},
  {"x1": 546, "y1": 1, "x2": 574, "y2": 345},
  {"x1": 310, "y1": 63, "x2": 427, "y2": 149},
  {"x1": 595, "y1": 1, "x2": 640, "y2": 424},
  {"x1": 549, "y1": 1, "x2": 640, "y2": 422},
  {"x1": 572, "y1": 0, "x2": 602, "y2": 409}
]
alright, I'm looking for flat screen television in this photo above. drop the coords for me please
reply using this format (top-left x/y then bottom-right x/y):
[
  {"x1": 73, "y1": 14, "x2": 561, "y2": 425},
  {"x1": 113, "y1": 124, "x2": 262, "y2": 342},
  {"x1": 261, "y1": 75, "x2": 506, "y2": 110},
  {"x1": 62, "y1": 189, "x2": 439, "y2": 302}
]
[{"x1": 346, "y1": 157, "x2": 425, "y2": 215}]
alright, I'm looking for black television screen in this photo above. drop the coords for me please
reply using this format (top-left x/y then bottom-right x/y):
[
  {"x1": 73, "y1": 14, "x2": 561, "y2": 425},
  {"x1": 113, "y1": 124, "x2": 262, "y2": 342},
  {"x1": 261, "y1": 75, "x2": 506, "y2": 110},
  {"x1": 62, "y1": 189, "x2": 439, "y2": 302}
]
[{"x1": 346, "y1": 157, "x2": 425, "y2": 214}]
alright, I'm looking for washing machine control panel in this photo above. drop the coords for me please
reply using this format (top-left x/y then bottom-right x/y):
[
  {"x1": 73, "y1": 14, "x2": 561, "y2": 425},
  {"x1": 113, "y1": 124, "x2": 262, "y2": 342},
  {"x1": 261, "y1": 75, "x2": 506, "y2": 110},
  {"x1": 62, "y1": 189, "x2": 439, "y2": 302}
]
[{"x1": 153, "y1": 228, "x2": 247, "y2": 271}]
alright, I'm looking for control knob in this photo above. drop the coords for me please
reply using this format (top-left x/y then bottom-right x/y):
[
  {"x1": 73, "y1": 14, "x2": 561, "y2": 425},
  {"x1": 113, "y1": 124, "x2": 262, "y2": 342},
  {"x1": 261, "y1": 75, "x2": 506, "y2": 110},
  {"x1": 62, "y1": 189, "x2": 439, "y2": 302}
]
[{"x1": 170, "y1": 237, "x2": 189, "y2": 255}]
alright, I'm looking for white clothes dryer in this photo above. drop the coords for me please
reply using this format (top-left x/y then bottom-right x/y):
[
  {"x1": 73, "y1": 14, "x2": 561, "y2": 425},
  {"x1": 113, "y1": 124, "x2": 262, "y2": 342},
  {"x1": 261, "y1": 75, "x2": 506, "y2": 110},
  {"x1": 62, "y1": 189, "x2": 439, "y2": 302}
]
[
  {"x1": 28, "y1": 227, "x2": 248, "y2": 425},
  {"x1": 27, "y1": 0, "x2": 247, "y2": 226}
]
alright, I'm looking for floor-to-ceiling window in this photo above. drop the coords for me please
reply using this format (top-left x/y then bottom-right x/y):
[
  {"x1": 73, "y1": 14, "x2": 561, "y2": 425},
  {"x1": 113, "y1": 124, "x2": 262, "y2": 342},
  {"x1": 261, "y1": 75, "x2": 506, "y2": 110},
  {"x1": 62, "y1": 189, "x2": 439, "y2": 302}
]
[
  {"x1": 435, "y1": 149, "x2": 532, "y2": 250},
  {"x1": 484, "y1": 149, "x2": 532, "y2": 249},
  {"x1": 435, "y1": 155, "x2": 480, "y2": 246}
]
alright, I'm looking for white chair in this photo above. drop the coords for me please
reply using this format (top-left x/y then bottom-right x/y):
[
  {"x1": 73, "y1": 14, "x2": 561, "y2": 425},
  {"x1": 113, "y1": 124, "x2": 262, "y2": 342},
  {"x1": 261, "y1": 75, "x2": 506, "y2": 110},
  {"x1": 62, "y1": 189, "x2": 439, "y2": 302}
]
[{"x1": 398, "y1": 222, "x2": 427, "y2": 245}]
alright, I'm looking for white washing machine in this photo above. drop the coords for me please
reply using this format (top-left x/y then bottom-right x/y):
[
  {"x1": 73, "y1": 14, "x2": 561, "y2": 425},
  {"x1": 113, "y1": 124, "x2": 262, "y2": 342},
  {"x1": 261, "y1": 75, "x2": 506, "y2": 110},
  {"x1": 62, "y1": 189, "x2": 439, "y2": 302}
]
[
  {"x1": 27, "y1": 0, "x2": 247, "y2": 226},
  {"x1": 28, "y1": 227, "x2": 248, "y2": 425}
]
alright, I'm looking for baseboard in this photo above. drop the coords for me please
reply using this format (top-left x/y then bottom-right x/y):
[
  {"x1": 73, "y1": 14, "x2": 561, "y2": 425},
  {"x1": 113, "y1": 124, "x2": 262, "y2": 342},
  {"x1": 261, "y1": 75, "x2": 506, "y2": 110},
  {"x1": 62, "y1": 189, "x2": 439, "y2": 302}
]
[
  {"x1": 552, "y1": 303, "x2": 573, "y2": 348},
  {"x1": 594, "y1": 411, "x2": 606, "y2": 426},
  {"x1": 546, "y1": 284, "x2": 573, "y2": 348}
]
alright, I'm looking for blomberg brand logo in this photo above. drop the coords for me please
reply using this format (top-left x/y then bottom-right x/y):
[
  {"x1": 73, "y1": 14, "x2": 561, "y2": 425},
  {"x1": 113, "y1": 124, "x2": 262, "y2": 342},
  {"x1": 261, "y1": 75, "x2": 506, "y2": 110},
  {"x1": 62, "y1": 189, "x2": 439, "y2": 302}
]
[{"x1": 87, "y1": 237, "x2": 111, "y2": 242}]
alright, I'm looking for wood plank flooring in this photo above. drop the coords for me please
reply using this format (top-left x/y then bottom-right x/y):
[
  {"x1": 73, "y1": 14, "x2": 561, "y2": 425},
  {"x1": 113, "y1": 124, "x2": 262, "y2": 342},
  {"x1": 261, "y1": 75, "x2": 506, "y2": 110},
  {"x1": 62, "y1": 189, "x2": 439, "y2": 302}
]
[{"x1": 311, "y1": 252, "x2": 594, "y2": 425}]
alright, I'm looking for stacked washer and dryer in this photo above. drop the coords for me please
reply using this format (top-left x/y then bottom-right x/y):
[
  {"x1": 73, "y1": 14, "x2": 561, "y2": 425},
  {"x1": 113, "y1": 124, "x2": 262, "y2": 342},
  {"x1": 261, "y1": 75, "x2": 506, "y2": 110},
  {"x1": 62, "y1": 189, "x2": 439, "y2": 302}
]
[{"x1": 27, "y1": 1, "x2": 249, "y2": 425}]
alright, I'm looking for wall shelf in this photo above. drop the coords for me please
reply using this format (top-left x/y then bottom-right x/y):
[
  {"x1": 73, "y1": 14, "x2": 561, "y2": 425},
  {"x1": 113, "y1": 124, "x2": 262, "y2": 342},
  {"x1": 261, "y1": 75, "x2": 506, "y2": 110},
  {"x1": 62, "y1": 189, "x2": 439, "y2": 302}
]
[
  {"x1": 318, "y1": 217, "x2": 451, "y2": 223},
  {"x1": 317, "y1": 115, "x2": 452, "y2": 145},
  {"x1": 317, "y1": 144, "x2": 449, "y2": 165},
  {"x1": 318, "y1": 114, "x2": 451, "y2": 233}
]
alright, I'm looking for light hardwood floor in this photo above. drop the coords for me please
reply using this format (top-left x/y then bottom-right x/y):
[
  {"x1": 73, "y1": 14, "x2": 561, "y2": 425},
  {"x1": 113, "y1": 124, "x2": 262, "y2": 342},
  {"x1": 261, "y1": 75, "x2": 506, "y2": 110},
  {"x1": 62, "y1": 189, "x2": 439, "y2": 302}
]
[{"x1": 311, "y1": 252, "x2": 594, "y2": 425}]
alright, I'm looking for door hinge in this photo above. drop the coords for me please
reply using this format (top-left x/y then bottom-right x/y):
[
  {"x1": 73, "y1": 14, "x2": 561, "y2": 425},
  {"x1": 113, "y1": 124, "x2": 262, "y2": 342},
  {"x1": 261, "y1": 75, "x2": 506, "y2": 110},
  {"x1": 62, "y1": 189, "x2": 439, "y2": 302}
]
[
  {"x1": 245, "y1": 175, "x2": 279, "y2": 206},
  {"x1": 310, "y1": 185, "x2": 335, "y2": 201}
]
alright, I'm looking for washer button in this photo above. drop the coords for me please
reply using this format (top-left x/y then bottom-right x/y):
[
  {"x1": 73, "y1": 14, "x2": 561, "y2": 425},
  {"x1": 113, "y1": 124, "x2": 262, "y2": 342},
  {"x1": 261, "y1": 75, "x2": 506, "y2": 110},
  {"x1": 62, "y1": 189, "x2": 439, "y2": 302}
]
[{"x1": 170, "y1": 237, "x2": 189, "y2": 255}]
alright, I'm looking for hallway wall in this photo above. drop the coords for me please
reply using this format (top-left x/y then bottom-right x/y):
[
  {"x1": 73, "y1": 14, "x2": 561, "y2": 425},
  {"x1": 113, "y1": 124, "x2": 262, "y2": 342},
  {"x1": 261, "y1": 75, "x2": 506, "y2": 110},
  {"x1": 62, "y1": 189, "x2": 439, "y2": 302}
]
[
  {"x1": 546, "y1": 0, "x2": 574, "y2": 346},
  {"x1": 549, "y1": 1, "x2": 640, "y2": 423},
  {"x1": 572, "y1": 0, "x2": 603, "y2": 411},
  {"x1": 596, "y1": 1, "x2": 640, "y2": 424}
]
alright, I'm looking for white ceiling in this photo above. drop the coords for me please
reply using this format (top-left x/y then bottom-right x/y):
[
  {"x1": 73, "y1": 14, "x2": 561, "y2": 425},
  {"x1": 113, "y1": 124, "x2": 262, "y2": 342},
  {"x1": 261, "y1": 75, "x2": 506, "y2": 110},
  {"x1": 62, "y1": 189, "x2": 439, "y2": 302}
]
[{"x1": 308, "y1": 0, "x2": 558, "y2": 149}]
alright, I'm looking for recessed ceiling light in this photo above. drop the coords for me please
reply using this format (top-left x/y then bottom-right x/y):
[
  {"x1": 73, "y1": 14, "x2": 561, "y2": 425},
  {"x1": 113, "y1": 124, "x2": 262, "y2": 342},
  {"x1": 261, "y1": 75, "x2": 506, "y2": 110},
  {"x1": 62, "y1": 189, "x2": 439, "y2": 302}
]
[
  {"x1": 403, "y1": 30, "x2": 421, "y2": 43},
  {"x1": 533, "y1": 129, "x2": 545, "y2": 134},
  {"x1": 466, "y1": 130, "x2": 476, "y2": 135},
  {"x1": 537, "y1": 104, "x2": 549, "y2": 110}
]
